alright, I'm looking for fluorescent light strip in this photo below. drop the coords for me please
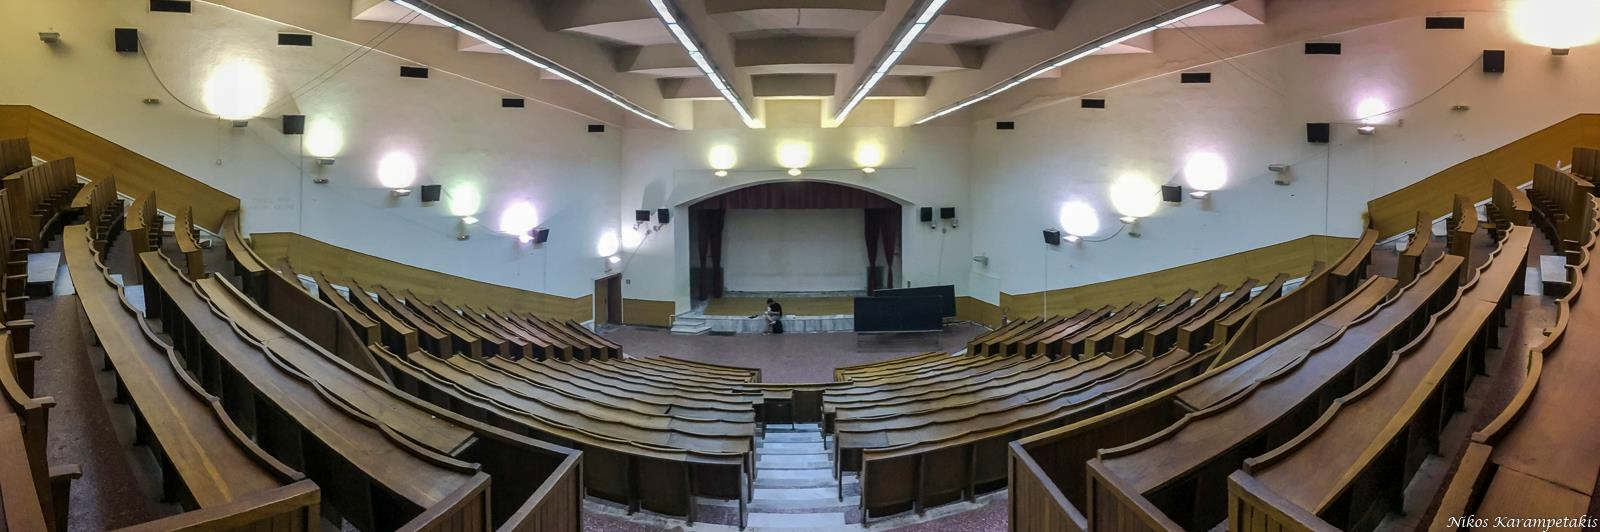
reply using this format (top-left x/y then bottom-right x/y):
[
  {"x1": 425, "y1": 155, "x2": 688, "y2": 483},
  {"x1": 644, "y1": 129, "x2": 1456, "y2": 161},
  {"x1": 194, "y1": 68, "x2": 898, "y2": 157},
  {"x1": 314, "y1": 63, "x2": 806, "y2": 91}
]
[
  {"x1": 648, "y1": 0, "x2": 757, "y2": 127},
  {"x1": 389, "y1": 0, "x2": 673, "y2": 128},
  {"x1": 835, "y1": 0, "x2": 949, "y2": 123},
  {"x1": 914, "y1": 2, "x2": 1224, "y2": 125}
]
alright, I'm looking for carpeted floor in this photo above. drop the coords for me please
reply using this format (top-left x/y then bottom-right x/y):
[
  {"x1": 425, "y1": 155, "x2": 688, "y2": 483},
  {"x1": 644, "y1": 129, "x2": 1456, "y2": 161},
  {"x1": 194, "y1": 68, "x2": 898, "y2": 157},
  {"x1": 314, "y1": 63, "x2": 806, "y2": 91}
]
[{"x1": 598, "y1": 322, "x2": 990, "y2": 383}]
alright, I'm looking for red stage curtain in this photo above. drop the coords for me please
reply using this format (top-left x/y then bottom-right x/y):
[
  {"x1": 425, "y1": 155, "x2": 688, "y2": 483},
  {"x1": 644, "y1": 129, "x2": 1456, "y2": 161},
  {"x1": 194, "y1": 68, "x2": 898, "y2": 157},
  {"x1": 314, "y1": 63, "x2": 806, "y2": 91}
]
[
  {"x1": 865, "y1": 209, "x2": 883, "y2": 295},
  {"x1": 880, "y1": 207, "x2": 901, "y2": 289}
]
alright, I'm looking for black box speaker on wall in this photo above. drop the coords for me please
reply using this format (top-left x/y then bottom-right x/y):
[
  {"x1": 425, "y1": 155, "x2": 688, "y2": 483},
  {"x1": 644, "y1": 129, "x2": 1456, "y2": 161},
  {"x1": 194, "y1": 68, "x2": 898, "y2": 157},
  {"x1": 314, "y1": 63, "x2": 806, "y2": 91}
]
[
  {"x1": 996, "y1": 121, "x2": 1015, "y2": 130},
  {"x1": 531, "y1": 227, "x2": 549, "y2": 244},
  {"x1": 588, "y1": 124, "x2": 606, "y2": 133},
  {"x1": 281, "y1": 115, "x2": 305, "y2": 135},
  {"x1": 1307, "y1": 122, "x2": 1331, "y2": 143},
  {"x1": 939, "y1": 207, "x2": 956, "y2": 219},
  {"x1": 419, "y1": 184, "x2": 442, "y2": 203},
  {"x1": 1483, "y1": 50, "x2": 1505, "y2": 73},
  {"x1": 1043, "y1": 228, "x2": 1062, "y2": 246},
  {"x1": 635, "y1": 209, "x2": 651, "y2": 222},
  {"x1": 115, "y1": 28, "x2": 139, "y2": 53},
  {"x1": 399, "y1": 66, "x2": 429, "y2": 78},
  {"x1": 656, "y1": 208, "x2": 671, "y2": 224},
  {"x1": 919, "y1": 207, "x2": 934, "y2": 222},
  {"x1": 1161, "y1": 185, "x2": 1184, "y2": 203}
]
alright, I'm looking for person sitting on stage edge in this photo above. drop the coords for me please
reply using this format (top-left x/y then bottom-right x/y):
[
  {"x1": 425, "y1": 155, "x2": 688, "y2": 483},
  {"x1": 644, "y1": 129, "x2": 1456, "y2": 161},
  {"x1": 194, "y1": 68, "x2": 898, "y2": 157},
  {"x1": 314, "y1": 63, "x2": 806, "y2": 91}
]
[{"x1": 764, "y1": 298, "x2": 784, "y2": 335}]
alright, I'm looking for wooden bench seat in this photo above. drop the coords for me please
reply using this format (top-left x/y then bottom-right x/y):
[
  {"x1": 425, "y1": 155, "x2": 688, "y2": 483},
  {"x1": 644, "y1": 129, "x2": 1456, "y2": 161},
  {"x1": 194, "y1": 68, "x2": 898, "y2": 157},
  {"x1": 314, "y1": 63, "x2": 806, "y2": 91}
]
[
  {"x1": 534, "y1": 357, "x2": 763, "y2": 408},
  {"x1": 484, "y1": 356, "x2": 757, "y2": 423},
  {"x1": 1227, "y1": 226, "x2": 1528, "y2": 531},
  {"x1": 369, "y1": 282, "x2": 456, "y2": 357},
  {"x1": 1136, "y1": 285, "x2": 1224, "y2": 358},
  {"x1": 453, "y1": 303, "x2": 551, "y2": 359},
  {"x1": 992, "y1": 312, "x2": 1086, "y2": 357},
  {"x1": 420, "y1": 297, "x2": 521, "y2": 358},
  {"x1": 610, "y1": 357, "x2": 763, "y2": 386},
  {"x1": 1006, "y1": 275, "x2": 1395, "y2": 530},
  {"x1": 561, "y1": 319, "x2": 623, "y2": 360},
  {"x1": 853, "y1": 347, "x2": 1214, "y2": 520},
  {"x1": 516, "y1": 312, "x2": 610, "y2": 360},
  {"x1": 61, "y1": 224, "x2": 318, "y2": 530},
  {"x1": 371, "y1": 347, "x2": 746, "y2": 525},
  {"x1": 650, "y1": 356, "x2": 759, "y2": 382},
  {"x1": 491, "y1": 358, "x2": 757, "y2": 422},
  {"x1": 1017, "y1": 308, "x2": 1109, "y2": 357},
  {"x1": 1398, "y1": 212, "x2": 1432, "y2": 287},
  {"x1": 443, "y1": 355, "x2": 757, "y2": 445},
  {"x1": 825, "y1": 354, "x2": 1022, "y2": 391},
  {"x1": 1430, "y1": 199, "x2": 1600, "y2": 532},
  {"x1": 836, "y1": 351, "x2": 950, "y2": 380},
  {"x1": 324, "y1": 274, "x2": 420, "y2": 355},
  {"x1": 221, "y1": 211, "x2": 270, "y2": 302},
  {"x1": 3, "y1": 158, "x2": 80, "y2": 251},
  {"x1": 1, "y1": 326, "x2": 78, "y2": 532},
  {"x1": 1036, "y1": 306, "x2": 1121, "y2": 359},
  {"x1": 1111, "y1": 291, "x2": 1199, "y2": 358},
  {"x1": 1176, "y1": 276, "x2": 1268, "y2": 354},
  {"x1": 393, "y1": 288, "x2": 489, "y2": 358},
  {"x1": 1084, "y1": 257, "x2": 1463, "y2": 530},
  {"x1": 139, "y1": 250, "x2": 577, "y2": 530}
]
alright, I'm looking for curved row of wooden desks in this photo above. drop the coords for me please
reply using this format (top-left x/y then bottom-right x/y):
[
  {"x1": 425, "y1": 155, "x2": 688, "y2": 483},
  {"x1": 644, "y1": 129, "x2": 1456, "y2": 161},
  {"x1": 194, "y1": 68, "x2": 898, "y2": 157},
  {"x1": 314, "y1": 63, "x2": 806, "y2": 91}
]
[
  {"x1": 996, "y1": 162, "x2": 1575, "y2": 532},
  {"x1": 809, "y1": 225, "x2": 1382, "y2": 523}
]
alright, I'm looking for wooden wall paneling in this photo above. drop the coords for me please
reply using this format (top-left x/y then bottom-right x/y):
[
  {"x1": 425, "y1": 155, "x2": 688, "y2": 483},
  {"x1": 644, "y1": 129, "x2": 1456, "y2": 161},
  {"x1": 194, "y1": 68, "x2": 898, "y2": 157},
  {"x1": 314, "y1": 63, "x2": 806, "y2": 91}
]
[
  {"x1": 249, "y1": 232, "x2": 592, "y2": 322},
  {"x1": 998, "y1": 235, "x2": 1356, "y2": 320},
  {"x1": 1368, "y1": 113, "x2": 1600, "y2": 237},
  {"x1": 621, "y1": 299, "x2": 674, "y2": 328}
]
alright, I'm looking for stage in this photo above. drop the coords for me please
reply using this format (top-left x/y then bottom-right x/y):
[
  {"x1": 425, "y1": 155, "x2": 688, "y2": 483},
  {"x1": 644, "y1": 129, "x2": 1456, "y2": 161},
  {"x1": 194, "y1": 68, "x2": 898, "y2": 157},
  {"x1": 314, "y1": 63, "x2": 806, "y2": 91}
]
[{"x1": 683, "y1": 295, "x2": 858, "y2": 334}]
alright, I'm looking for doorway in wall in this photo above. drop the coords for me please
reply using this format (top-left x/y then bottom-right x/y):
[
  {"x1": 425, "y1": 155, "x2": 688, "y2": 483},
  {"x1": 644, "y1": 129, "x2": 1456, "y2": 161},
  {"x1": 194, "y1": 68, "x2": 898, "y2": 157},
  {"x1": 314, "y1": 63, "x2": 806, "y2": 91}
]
[{"x1": 594, "y1": 274, "x2": 623, "y2": 325}]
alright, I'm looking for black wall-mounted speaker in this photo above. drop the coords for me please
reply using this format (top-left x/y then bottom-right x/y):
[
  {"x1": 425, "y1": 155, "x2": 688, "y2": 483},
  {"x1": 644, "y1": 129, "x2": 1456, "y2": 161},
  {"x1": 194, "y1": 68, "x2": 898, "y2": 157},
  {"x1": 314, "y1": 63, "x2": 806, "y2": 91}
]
[
  {"x1": 501, "y1": 98, "x2": 525, "y2": 108},
  {"x1": 281, "y1": 115, "x2": 305, "y2": 135},
  {"x1": 114, "y1": 28, "x2": 139, "y2": 53},
  {"x1": 531, "y1": 228, "x2": 549, "y2": 244},
  {"x1": 1180, "y1": 72, "x2": 1212, "y2": 84},
  {"x1": 996, "y1": 121, "x2": 1015, "y2": 130},
  {"x1": 1043, "y1": 229, "x2": 1061, "y2": 246},
  {"x1": 919, "y1": 207, "x2": 933, "y2": 223},
  {"x1": 1161, "y1": 185, "x2": 1184, "y2": 203},
  {"x1": 1307, "y1": 123, "x2": 1331, "y2": 144},
  {"x1": 656, "y1": 208, "x2": 671, "y2": 224},
  {"x1": 940, "y1": 207, "x2": 956, "y2": 219},
  {"x1": 588, "y1": 124, "x2": 606, "y2": 133},
  {"x1": 399, "y1": 66, "x2": 429, "y2": 78},
  {"x1": 419, "y1": 184, "x2": 442, "y2": 203},
  {"x1": 1483, "y1": 50, "x2": 1505, "y2": 73},
  {"x1": 1081, "y1": 99, "x2": 1106, "y2": 109},
  {"x1": 635, "y1": 209, "x2": 651, "y2": 222}
]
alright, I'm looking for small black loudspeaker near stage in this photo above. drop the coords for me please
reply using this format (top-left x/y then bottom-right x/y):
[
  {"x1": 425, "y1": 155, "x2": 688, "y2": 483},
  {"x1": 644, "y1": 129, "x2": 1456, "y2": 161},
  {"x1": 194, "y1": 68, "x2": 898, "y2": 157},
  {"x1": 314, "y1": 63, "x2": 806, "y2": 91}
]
[
  {"x1": 419, "y1": 184, "x2": 442, "y2": 203},
  {"x1": 114, "y1": 28, "x2": 139, "y2": 53},
  {"x1": 1307, "y1": 123, "x2": 1330, "y2": 144},
  {"x1": 656, "y1": 208, "x2": 671, "y2": 224},
  {"x1": 919, "y1": 207, "x2": 933, "y2": 222},
  {"x1": 1043, "y1": 228, "x2": 1062, "y2": 246},
  {"x1": 1483, "y1": 50, "x2": 1505, "y2": 73},
  {"x1": 281, "y1": 115, "x2": 306, "y2": 135},
  {"x1": 530, "y1": 227, "x2": 549, "y2": 244},
  {"x1": 1161, "y1": 185, "x2": 1184, "y2": 204},
  {"x1": 635, "y1": 209, "x2": 651, "y2": 223}
]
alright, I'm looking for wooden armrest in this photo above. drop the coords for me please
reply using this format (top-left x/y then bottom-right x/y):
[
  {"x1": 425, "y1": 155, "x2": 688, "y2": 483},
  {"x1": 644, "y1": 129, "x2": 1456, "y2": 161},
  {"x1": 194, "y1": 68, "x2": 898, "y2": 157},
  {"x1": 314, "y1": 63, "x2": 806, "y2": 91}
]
[
  {"x1": 14, "y1": 351, "x2": 42, "y2": 363},
  {"x1": 48, "y1": 464, "x2": 82, "y2": 481},
  {"x1": 49, "y1": 463, "x2": 82, "y2": 532}
]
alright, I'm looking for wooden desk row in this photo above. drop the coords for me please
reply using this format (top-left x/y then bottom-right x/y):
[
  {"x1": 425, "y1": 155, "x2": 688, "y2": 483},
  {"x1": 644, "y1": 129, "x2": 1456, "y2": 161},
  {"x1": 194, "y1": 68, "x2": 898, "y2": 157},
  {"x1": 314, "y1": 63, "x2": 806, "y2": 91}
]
[
  {"x1": 1229, "y1": 225, "x2": 1531, "y2": 532},
  {"x1": 135, "y1": 244, "x2": 583, "y2": 531},
  {"x1": 63, "y1": 224, "x2": 319, "y2": 531},
  {"x1": 1213, "y1": 228, "x2": 1378, "y2": 368},
  {"x1": 1, "y1": 155, "x2": 79, "y2": 252},
  {"x1": 1429, "y1": 198, "x2": 1600, "y2": 531},
  {"x1": 830, "y1": 269, "x2": 1350, "y2": 522}
]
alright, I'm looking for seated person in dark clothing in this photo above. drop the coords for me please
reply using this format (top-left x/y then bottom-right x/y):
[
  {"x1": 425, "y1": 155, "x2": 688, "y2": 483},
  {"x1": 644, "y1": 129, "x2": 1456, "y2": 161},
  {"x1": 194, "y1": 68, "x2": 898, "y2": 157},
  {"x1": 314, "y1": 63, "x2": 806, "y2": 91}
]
[{"x1": 763, "y1": 298, "x2": 784, "y2": 334}]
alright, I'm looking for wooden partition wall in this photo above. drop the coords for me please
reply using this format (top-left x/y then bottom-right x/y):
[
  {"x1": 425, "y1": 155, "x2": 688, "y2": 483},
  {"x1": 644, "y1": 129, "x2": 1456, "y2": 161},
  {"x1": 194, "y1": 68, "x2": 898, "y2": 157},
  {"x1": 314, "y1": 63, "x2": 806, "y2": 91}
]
[
  {"x1": 250, "y1": 232, "x2": 592, "y2": 321},
  {"x1": 0, "y1": 105, "x2": 237, "y2": 231}
]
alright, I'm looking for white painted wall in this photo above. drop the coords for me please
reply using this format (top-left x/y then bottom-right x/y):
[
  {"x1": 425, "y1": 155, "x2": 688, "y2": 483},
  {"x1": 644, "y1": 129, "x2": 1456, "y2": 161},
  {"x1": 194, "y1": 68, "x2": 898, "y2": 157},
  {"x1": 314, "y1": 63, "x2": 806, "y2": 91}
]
[
  {"x1": 10, "y1": 2, "x2": 1599, "y2": 317},
  {"x1": 968, "y1": 11, "x2": 1600, "y2": 305},
  {"x1": 0, "y1": 0, "x2": 620, "y2": 299},
  {"x1": 722, "y1": 209, "x2": 868, "y2": 293},
  {"x1": 617, "y1": 124, "x2": 973, "y2": 312}
]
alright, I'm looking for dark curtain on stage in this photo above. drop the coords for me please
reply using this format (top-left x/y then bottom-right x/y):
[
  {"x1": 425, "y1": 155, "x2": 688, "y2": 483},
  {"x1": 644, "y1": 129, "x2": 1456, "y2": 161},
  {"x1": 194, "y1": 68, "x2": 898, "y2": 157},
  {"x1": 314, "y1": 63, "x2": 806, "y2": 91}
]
[
  {"x1": 690, "y1": 181, "x2": 901, "y2": 299},
  {"x1": 865, "y1": 210, "x2": 882, "y2": 294}
]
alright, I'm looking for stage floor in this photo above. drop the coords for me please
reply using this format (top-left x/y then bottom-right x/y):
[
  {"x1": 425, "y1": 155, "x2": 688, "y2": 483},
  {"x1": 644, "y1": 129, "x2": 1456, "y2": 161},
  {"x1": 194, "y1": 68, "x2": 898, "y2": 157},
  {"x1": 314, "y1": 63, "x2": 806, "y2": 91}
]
[{"x1": 703, "y1": 296, "x2": 855, "y2": 316}]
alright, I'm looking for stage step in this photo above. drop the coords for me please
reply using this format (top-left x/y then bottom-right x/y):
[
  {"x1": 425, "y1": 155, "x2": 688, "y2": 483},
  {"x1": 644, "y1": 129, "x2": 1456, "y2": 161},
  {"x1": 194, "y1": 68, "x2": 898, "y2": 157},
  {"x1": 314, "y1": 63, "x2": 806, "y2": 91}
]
[{"x1": 670, "y1": 315, "x2": 711, "y2": 335}]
